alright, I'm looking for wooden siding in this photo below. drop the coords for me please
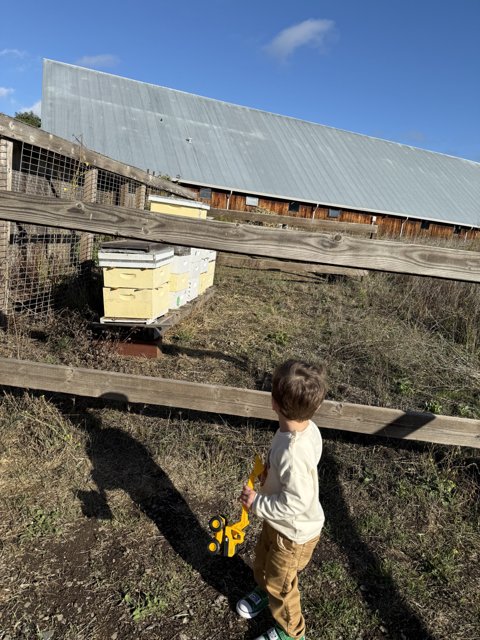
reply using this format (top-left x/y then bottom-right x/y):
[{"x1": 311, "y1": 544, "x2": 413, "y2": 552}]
[{"x1": 187, "y1": 185, "x2": 479, "y2": 241}]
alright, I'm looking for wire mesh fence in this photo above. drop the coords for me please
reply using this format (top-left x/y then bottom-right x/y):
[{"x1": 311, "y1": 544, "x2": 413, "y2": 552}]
[{"x1": 0, "y1": 134, "x2": 168, "y2": 321}]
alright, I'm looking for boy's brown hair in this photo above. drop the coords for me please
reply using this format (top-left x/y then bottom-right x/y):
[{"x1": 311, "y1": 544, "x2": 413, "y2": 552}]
[{"x1": 271, "y1": 359, "x2": 327, "y2": 421}]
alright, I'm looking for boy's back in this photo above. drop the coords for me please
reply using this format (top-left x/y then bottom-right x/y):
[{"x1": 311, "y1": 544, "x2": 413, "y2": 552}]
[{"x1": 255, "y1": 420, "x2": 324, "y2": 544}]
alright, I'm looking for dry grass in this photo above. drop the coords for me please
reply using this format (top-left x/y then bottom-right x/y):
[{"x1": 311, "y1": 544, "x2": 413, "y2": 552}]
[{"x1": 0, "y1": 260, "x2": 479, "y2": 640}]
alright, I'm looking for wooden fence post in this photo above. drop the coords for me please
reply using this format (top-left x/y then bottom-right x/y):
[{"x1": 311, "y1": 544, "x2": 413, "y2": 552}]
[
  {"x1": 0, "y1": 138, "x2": 13, "y2": 320},
  {"x1": 119, "y1": 181, "x2": 129, "y2": 207},
  {"x1": 135, "y1": 184, "x2": 147, "y2": 210},
  {"x1": 78, "y1": 167, "x2": 98, "y2": 264}
]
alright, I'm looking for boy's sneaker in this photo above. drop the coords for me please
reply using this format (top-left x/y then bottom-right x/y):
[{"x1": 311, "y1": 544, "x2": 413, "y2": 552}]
[
  {"x1": 236, "y1": 586, "x2": 269, "y2": 619},
  {"x1": 254, "y1": 625, "x2": 305, "y2": 640}
]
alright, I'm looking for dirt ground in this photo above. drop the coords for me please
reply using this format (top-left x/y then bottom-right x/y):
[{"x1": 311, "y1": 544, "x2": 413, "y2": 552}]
[{"x1": 0, "y1": 265, "x2": 479, "y2": 640}]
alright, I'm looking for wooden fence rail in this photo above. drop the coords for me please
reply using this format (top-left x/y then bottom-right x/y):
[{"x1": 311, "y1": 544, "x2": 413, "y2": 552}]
[
  {"x1": 0, "y1": 357, "x2": 478, "y2": 448},
  {"x1": 0, "y1": 113, "x2": 196, "y2": 200},
  {"x1": 217, "y1": 253, "x2": 369, "y2": 278},
  {"x1": 208, "y1": 208, "x2": 378, "y2": 236},
  {"x1": 1, "y1": 191, "x2": 480, "y2": 282}
]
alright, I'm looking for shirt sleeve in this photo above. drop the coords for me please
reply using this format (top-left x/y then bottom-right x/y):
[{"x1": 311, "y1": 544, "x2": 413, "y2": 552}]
[{"x1": 252, "y1": 452, "x2": 314, "y2": 521}]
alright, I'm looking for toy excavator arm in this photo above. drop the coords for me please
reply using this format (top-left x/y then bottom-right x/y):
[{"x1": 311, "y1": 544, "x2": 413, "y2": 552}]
[
  {"x1": 207, "y1": 454, "x2": 265, "y2": 557},
  {"x1": 238, "y1": 454, "x2": 265, "y2": 529}
]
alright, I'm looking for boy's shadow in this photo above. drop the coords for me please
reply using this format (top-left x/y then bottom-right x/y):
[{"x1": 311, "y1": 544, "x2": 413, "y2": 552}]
[
  {"x1": 72, "y1": 396, "x2": 254, "y2": 629},
  {"x1": 320, "y1": 444, "x2": 436, "y2": 640}
]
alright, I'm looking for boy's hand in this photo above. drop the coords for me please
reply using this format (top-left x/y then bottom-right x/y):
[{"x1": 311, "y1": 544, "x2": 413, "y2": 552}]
[{"x1": 240, "y1": 484, "x2": 257, "y2": 510}]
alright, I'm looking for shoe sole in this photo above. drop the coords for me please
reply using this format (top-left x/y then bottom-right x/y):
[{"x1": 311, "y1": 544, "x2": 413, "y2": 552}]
[{"x1": 235, "y1": 601, "x2": 264, "y2": 619}]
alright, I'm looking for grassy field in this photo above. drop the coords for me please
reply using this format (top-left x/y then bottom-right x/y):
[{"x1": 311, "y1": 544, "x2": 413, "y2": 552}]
[{"x1": 0, "y1": 263, "x2": 479, "y2": 640}]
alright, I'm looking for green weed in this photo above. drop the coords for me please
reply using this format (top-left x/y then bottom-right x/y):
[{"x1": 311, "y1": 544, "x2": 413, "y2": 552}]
[
  {"x1": 21, "y1": 508, "x2": 61, "y2": 540},
  {"x1": 394, "y1": 377, "x2": 415, "y2": 396},
  {"x1": 424, "y1": 399, "x2": 444, "y2": 414},
  {"x1": 266, "y1": 330, "x2": 290, "y2": 346},
  {"x1": 171, "y1": 327, "x2": 195, "y2": 343},
  {"x1": 122, "y1": 590, "x2": 168, "y2": 622},
  {"x1": 419, "y1": 476, "x2": 457, "y2": 505},
  {"x1": 418, "y1": 547, "x2": 459, "y2": 583}
]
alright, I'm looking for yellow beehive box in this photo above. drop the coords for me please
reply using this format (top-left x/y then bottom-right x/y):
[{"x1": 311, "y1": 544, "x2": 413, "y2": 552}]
[
  {"x1": 103, "y1": 265, "x2": 171, "y2": 289},
  {"x1": 169, "y1": 272, "x2": 189, "y2": 292},
  {"x1": 103, "y1": 285, "x2": 169, "y2": 320},
  {"x1": 199, "y1": 272, "x2": 209, "y2": 294},
  {"x1": 149, "y1": 195, "x2": 209, "y2": 219},
  {"x1": 200, "y1": 271, "x2": 215, "y2": 290}
]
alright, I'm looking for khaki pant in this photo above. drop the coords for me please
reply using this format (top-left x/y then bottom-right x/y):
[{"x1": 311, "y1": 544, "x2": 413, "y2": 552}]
[{"x1": 253, "y1": 521, "x2": 320, "y2": 639}]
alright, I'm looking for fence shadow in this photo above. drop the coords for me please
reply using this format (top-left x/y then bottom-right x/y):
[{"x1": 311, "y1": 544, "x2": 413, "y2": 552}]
[
  {"x1": 56, "y1": 391, "x2": 443, "y2": 639},
  {"x1": 320, "y1": 440, "x2": 436, "y2": 640},
  {"x1": 69, "y1": 395, "x2": 256, "y2": 637}
]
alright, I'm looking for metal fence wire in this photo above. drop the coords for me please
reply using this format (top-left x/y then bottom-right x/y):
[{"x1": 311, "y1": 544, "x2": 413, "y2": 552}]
[{"x1": 0, "y1": 135, "x2": 166, "y2": 319}]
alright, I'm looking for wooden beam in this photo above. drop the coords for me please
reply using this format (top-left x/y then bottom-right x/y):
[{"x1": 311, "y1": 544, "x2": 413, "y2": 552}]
[
  {"x1": 209, "y1": 208, "x2": 378, "y2": 236},
  {"x1": 78, "y1": 167, "x2": 97, "y2": 263},
  {"x1": 0, "y1": 113, "x2": 196, "y2": 200},
  {"x1": 1, "y1": 191, "x2": 480, "y2": 282},
  {"x1": 217, "y1": 253, "x2": 369, "y2": 278},
  {"x1": 0, "y1": 138, "x2": 13, "y2": 318},
  {"x1": 0, "y1": 357, "x2": 477, "y2": 448}
]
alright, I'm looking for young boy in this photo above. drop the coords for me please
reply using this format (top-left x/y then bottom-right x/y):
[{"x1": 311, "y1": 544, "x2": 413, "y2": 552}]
[{"x1": 238, "y1": 359, "x2": 327, "y2": 640}]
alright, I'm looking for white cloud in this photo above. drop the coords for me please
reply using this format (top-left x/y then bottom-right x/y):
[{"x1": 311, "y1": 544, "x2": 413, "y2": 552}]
[
  {"x1": 75, "y1": 54, "x2": 120, "y2": 69},
  {"x1": 265, "y1": 19, "x2": 336, "y2": 61},
  {"x1": 0, "y1": 87, "x2": 14, "y2": 98},
  {"x1": 20, "y1": 100, "x2": 41, "y2": 116},
  {"x1": 0, "y1": 48, "x2": 27, "y2": 58}
]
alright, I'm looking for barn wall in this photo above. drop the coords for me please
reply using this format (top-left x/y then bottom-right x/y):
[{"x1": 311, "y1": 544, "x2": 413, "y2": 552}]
[{"x1": 187, "y1": 185, "x2": 478, "y2": 241}]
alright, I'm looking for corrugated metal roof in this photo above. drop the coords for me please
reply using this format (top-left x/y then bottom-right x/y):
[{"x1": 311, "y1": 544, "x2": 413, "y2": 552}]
[{"x1": 42, "y1": 59, "x2": 480, "y2": 228}]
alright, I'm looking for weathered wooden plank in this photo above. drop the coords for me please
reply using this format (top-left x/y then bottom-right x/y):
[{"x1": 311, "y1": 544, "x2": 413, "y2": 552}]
[
  {"x1": 1, "y1": 191, "x2": 480, "y2": 282},
  {"x1": 0, "y1": 113, "x2": 196, "y2": 200},
  {"x1": 0, "y1": 139, "x2": 13, "y2": 317},
  {"x1": 78, "y1": 167, "x2": 97, "y2": 263},
  {"x1": 209, "y1": 208, "x2": 378, "y2": 236},
  {"x1": 135, "y1": 184, "x2": 147, "y2": 210},
  {"x1": 217, "y1": 253, "x2": 369, "y2": 278},
  {"x1": 0, "y1": 357, "x2": 478, "y2": 448}
]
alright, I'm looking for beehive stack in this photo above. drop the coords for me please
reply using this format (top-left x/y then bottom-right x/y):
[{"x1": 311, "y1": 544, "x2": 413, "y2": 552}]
[
  {"x1": 199, "y1": 249, "x2": 217, "y2": 294},
  {"x1": 148, "y1": 195, "x2": 217, "y2": 303},
  {"x1": 169, "y1": 247, "x2": 191, "y2": 310},
  {"x1": 99, "y1": 241, "x2": 174, "y2": 322}
]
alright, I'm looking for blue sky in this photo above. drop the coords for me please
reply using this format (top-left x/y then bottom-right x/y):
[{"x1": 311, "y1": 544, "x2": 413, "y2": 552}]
[{"x1": 1, "y1": 0, "x2": 479, "y2": 161}]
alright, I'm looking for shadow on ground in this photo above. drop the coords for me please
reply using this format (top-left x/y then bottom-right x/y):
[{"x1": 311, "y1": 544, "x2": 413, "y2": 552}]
[
  {"x1": 63, "y1": 392, "x2": 437, "y2": 640},
  {"x1": 320, "y1": 442, "x2": 436, "y2": 640},
  {"x1": 70, "y1": 396, "x2": 258, "y2": 638}
]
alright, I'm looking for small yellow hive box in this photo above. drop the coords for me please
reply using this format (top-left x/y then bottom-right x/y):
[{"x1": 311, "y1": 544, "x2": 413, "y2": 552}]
[
  {"x1": 103, "y1": 265, "x2": 171, "y2": 289},
  {"x1": 149, "y1": 195, "x2": 209, "y2": 219},
  {"x1": 199, "y1": 272, "x2": 209, "y2": 295},
  {"x1": 200, "y1": 271, "x2": 215, "y2": 291},
  {"x1": 170, "y1": 272, "x2": 190, "y2": 292},
  {"x1": 103, "y1": 285, "x2": 170, "y2": 320}
]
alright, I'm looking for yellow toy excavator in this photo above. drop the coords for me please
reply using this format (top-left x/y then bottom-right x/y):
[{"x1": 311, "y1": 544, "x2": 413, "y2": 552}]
[{"x1": 207, "y1": 455, "x2": 265, "y2": 557}]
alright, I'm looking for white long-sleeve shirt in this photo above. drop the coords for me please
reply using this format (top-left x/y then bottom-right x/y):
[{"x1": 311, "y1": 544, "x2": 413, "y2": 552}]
[{"x1": 252, "y1": 420, "x2": 324, "y2": 544}]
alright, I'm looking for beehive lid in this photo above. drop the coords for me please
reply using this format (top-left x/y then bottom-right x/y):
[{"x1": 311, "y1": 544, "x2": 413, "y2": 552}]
[{"x1": 98, "y1": 240, "x2": 174, "y2": 267}]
